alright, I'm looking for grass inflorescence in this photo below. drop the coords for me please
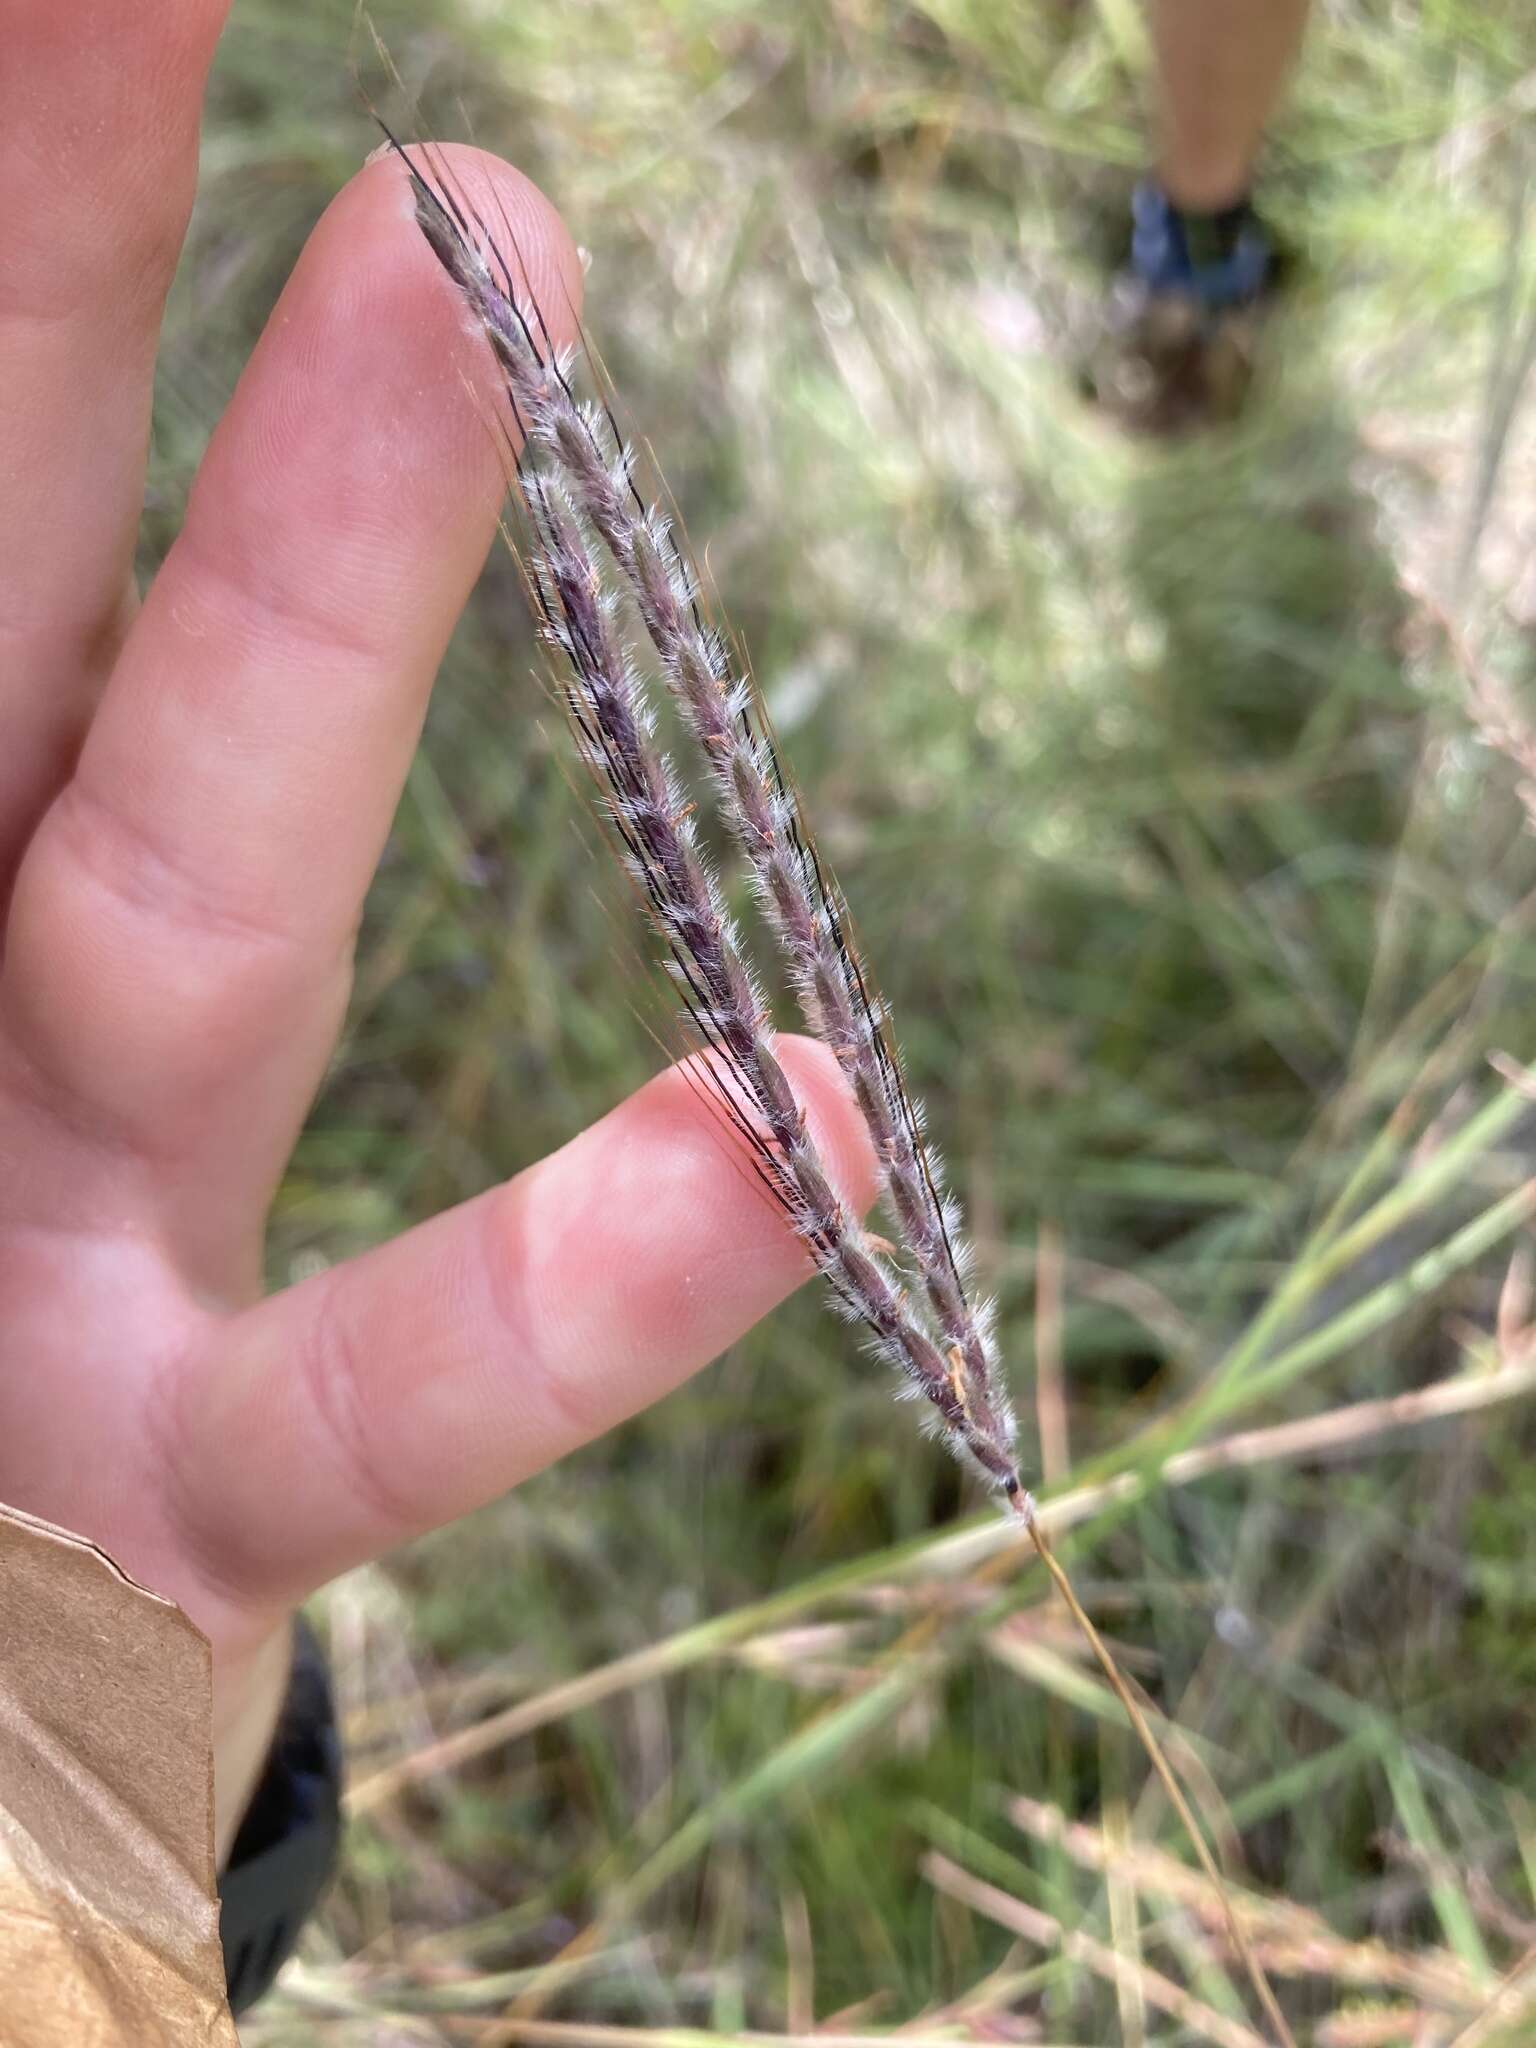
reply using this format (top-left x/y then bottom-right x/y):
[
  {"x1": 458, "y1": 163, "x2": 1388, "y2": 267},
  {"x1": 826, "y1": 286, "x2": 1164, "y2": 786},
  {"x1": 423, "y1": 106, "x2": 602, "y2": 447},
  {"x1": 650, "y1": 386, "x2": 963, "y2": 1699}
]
[
  {"x1": 183, "y1": 3, "x2": 1536, "y2": 2044},
  {"x1": 388, "y1": 125, "x2": 1024, "y2": 1503}
]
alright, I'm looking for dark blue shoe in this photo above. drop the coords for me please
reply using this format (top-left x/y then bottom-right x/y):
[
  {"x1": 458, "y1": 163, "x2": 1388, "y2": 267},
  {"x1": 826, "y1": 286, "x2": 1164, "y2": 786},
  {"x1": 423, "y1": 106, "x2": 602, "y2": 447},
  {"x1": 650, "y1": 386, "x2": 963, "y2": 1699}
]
[
  {"x1": 1129, "y1": 180, "x2": 1273, "y2": 309},
  {"x1": 1087, "y1": 184, "x2": 1276, "y2": 432}
]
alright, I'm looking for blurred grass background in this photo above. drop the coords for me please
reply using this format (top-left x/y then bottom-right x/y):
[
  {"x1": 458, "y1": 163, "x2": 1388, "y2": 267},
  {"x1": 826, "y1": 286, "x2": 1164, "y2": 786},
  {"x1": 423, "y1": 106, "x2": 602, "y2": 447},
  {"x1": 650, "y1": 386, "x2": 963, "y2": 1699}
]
[{"x1": 156, "y1": 2, "x2": 1536, "y2": 2041}]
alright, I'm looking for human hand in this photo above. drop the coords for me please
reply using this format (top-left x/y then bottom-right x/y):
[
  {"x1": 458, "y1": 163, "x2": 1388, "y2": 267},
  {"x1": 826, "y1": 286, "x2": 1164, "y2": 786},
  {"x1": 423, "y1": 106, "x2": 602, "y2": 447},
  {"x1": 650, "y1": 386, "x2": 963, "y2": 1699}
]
[{"x1": 0, "y1": 0, "x2": 872, "y2": 1860}]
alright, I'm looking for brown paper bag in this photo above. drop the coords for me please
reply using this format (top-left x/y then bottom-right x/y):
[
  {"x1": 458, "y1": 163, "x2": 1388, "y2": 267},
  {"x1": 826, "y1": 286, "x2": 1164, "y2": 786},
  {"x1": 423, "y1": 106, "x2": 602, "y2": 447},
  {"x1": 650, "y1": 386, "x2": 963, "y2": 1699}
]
[{"x1": 0, "y1": 1501, "x2": 239, "y2": 2047}]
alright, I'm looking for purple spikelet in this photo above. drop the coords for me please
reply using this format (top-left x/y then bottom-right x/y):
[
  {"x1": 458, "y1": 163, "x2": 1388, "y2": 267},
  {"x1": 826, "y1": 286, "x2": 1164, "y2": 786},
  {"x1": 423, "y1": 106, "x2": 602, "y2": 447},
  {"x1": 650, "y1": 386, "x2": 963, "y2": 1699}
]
[{"x1": 392, "y1": 134, "x2": 1023, "y2": 1506}]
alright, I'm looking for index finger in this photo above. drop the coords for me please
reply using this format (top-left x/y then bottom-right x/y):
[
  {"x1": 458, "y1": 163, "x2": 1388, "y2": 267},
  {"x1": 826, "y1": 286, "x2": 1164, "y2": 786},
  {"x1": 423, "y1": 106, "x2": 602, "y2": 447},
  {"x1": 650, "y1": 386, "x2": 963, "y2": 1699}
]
[{"x1": 4, "y1": 145, "x2": 582, "y2": 1270}]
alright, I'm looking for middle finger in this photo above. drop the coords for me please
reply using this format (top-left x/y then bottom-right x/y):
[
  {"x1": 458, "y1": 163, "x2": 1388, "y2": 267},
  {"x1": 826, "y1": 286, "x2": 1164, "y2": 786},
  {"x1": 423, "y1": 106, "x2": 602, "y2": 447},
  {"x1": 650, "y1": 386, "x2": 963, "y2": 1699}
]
[{"x1": 3, "y1": 147, "x2": 581, "y2": 1278}]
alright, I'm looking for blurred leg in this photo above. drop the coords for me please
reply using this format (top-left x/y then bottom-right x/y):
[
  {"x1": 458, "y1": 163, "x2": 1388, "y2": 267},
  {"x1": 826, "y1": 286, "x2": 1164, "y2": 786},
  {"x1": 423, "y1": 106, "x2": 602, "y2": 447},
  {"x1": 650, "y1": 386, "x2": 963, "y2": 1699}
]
[
  {"x1": 1149, "y1": 0, "x2": 1312, "y2": 212},
  {"x1": 1096, "y1": 0, "x2": 1312, "y2": 427}
]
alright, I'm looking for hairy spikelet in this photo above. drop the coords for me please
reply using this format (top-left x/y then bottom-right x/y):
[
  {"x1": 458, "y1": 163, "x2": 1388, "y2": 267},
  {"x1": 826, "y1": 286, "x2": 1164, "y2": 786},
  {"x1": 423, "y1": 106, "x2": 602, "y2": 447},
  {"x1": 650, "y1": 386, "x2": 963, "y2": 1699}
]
[{"x1": 387, "y1": 131, "x2": 1023, "y2": 1503}]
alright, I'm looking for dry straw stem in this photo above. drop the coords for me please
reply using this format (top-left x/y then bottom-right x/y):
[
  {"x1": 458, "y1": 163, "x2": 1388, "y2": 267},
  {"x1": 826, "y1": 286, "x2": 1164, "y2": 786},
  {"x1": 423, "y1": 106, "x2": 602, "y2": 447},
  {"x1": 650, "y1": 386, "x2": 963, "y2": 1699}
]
[
  {"x1": 451, "y1": 2025, "x2": 1083, "y2": 2048},
  {"x1": 1022, "y1": 1513, "x2": 1298, "y2": 2048},
  {"x1": 1314, "y1": 2013, "x2": 1436, "y2": 2048},
  {"x1": 1007, "y1": 1794, "x2": 1482, "y2": 2014},
  {"x1": 277, "y1": 1944, "x2": 652, "y2": 2018},
  {"x1": 1103, "y1": 1788, "x2": 1151, "y2": 2048},
  {"x1": 1405, "y1": 573, "x2": 1536, "y2": 868},
  {"x1": 922, "y1": 1850, "x2": 1271, "y2": 2048},
  {"x1": 484, "y1": 1543, "x2": 1033, "y2": 2038},
  {"x1": 1445, "y1": 1941, "x2": 1536, "y2": 2048},
  {"x1": 345, "y1": 1350, "x2": 1536, "y2": 1815},
  {"x1": 284, "y1": 1962, "x2": 1043, "y2": 2048}
]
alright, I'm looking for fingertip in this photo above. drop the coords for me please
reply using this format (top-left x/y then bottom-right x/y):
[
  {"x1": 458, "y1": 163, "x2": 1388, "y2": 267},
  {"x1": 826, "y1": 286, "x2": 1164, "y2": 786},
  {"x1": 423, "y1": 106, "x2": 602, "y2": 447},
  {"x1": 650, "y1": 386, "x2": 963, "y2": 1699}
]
[
  {"x1": 356, "y1": 138, "x2": 585, "y2": 369},
  {"x1": 162, "y1": 140, "x2": 585, "y2": 667},
  {"x1": 495, "y1": 1033, "x2": 881, "y2": 1397}
]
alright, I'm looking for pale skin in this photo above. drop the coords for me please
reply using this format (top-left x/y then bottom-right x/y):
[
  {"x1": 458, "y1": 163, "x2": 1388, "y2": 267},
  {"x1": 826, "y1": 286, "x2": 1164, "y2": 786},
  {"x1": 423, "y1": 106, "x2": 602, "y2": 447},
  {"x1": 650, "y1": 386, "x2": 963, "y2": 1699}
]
[
  {"x1": 1150, "y1": 0, "x2": 1312, "y2": 212},
  {"x1": 0, "y1": 0, "x2": 875, "y2": 1863}
]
